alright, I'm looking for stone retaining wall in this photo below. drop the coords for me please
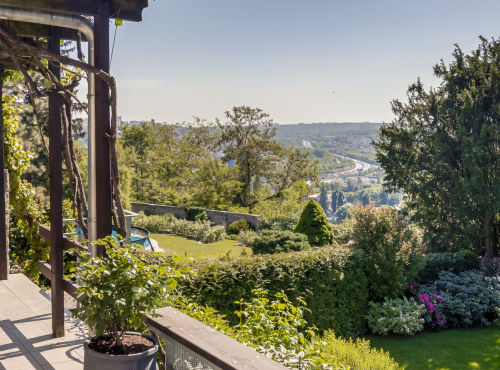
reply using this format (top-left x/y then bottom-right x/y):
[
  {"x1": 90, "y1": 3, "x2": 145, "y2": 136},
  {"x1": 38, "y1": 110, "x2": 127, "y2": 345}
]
[{"x1": 131, "y1": 202, "x2": 261, "y2": 228}]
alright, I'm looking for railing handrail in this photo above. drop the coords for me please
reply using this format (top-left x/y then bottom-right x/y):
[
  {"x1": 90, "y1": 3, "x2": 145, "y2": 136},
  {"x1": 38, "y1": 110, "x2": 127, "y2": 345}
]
[{"x1": 147, "y1": 306, "x2": 288, "y2": 370}]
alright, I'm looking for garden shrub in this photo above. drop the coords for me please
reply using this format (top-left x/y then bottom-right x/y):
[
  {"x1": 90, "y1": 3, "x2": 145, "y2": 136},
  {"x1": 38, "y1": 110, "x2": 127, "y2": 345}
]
[
  {"x1": 313, "y1": 331, "x2": 398, "y2": 369},
  {"x1": 260, "y1": 213, "x2": 300, "y2": 231},
  {"x1": 166, "y1": 289, "x2": 397, "y2": 370},
  {"x1": 331, "y1": 218, "x2": 353, "y2": 245},
  {"x1": 367, "y1": 297, "x2": 425, "y2": 336},
  {"x1": 227, "y1": 219, "x2": 254, "y2": 234},
  {"x1": 179, "y1": 246, "x2": 369, "y2": 335},
  {"x1": 251, "y1": 230, "x2": 310, "y2": 255},
  {"x1": 294, "y1": 200, "x2": 334, "y2": 246},
  {"x1": 419, "y1": 271, "x2": 500, "y2": 328},
  {"x1": 133, "y1": 212, "x2": 178, "y2": 234},
  {"x1": 185, "y1": 207, "x2": 206, "y2": 221},
  {"x1": 416, "y1": 292, "x2": 446, "y2": 330},
  {"x1": 416, "y1": 251, "x2": 480, "y2": 284},
  {"x1": 351, "y1": 205, "x2": 424, "y2": 301},
  {"x1": 170, "y1": 219, "x2": 226, "y2": 243},
  {"x1": 134, "y1": 212, "x2": 225, "y2": 243},
  {"x1": 194, "y1": 211, "x2": 209, "y2": 222},
  {"x1": 238, "y1": 230, "x2": 258, "y2": 247}
]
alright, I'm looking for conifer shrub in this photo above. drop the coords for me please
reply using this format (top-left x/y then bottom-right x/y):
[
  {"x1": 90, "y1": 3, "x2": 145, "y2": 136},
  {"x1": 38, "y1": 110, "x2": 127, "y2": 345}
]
[
  {"x1": 227, "y1": 219, "x2": 254, "y2": 234},
  {"x1": 179, "y1": 246, "x2": 369, "y2": 335},
  {"x1": 294, "y1": 200, "x2": 334, "y2": 246},
  {"x1": 251, "y1": 230, "x2": 310, "y2": 254}
]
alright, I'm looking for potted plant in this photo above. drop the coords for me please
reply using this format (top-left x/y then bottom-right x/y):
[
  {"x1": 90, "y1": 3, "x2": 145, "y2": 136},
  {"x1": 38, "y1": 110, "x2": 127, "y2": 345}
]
[{"x1": 68, "y1": 236, "x2": 191, "y2": 370}]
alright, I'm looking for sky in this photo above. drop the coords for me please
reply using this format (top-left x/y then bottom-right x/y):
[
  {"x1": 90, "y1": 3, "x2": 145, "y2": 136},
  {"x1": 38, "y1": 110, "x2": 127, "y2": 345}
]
[{"x1": 95, "y1": 0, "x2": 500, "y2": 125}]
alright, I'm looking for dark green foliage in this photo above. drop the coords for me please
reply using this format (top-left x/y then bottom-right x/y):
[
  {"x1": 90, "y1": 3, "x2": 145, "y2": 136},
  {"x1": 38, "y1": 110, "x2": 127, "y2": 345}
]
[
  {"x1": 418, "y1": 271, "x2": 500, "y2": 328},
  {"x1": 338, "y1": 191, "x2": 345, "y2": 207},
  {"x1": 227, "y1": 219, "x2": 255, "y2": 234},
  {"x1": 251, "y1": 230, "x2": 310, "y2": 255},
  {"x1": 319, "y1": 185, "x2": 329, "y2": 212},
  {"x1": 180, "y1": 246, "x2": 369, "y2": 335},
  {"x1": 185, "y1": 207, "x2": 206, "y2": 221},
  {"x1": 375, "y1": 37, "x2": 500, "y2": 256},
  {"x1": 294, "y1": 200, "x2": 334, "y2": 246},
  {"x1": 331, "y1": 190, "x2": 339, "y2": 213},
  {"x1": 194, "y1": 211, "x2": 209, "y2": 222},
  {"x1": 260, "y1": 213, "x2": 300, "y2": 231},
  {"x1": 416, "y1": 251, "x2": 480, "y2": 285}
]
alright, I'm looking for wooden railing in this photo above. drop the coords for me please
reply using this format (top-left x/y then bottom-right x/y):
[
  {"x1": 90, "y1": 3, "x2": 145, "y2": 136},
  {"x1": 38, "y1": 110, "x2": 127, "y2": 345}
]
[
  {"x1": 147, "y1": 307, "x2": 287, "y2": 370},
  {"x1": 38, "y1": 225, "x2": 88, "y2": 304}
]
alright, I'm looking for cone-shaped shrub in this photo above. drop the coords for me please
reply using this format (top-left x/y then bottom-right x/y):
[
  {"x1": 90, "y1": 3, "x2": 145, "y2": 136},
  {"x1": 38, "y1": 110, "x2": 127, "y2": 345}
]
[{"x1": 294, "y1": 199, "x2": 334, "y2": 246}]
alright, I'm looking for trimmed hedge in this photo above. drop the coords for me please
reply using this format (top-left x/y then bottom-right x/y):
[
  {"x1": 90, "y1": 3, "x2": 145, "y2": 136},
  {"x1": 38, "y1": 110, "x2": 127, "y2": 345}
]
[
  {"x1": 180, "y1": 246, "x2": 369, "y2": 336},
  {"x1": 251, "y1": 230, "x2": 310, "y2": 254},
  {"x1": 416, "y1": 251, "x2": 480, "y2": 285}
]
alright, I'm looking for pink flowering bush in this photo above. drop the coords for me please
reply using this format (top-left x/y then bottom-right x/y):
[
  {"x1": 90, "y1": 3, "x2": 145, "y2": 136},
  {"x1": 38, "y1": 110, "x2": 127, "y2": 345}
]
[{"x1": 417, "y1": 293, "x2": 445, "y2": 330}]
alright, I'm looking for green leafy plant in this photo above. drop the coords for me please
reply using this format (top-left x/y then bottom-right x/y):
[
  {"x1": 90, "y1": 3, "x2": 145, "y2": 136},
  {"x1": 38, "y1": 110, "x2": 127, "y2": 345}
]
[
  {"x1": 294, "y1": 200, "x2": 334, "y2": 246},
  {"x1": 416, "y1": 251, "x2": 480, "y2": 285},
  {"x1": 367, "y1": 297, "x2": 425, "y2": 336},
  {"x1": 134, "y1": 213, "x2": 225, "y2": 243},
  {"x1": 194, "y1": 211, "x2": 209, "y2": 222},
  {"x1": 180, "y1": 246, "x2": 369, "y2": 335},
  {"x1": 133, "y1": 212, "x2": 178, "y2": 234},
  {"x1": 227, "y1": 219, "x2": 255, "y2": 234},
  {"x1": 68, "y1": 236, "x2": 192, "y2": 352},
  {"x1": 351, "y1": 205, "x2": 424, "y2": 301},
  {"x1": 238, "y1": 229, "x2": 258, "y2": 247},
  {"x1": 260, "y1": 213, "x2": 300, "y2": 232},
  {"x1": 307, "y1": 331, "x2": 398, "y2": 370},
  {"x1": 419, "y1": 271, "x2": 500, "y2": 328},
  {"x1": 251, "y1": 230, "x2": 310, "y2": 255}
]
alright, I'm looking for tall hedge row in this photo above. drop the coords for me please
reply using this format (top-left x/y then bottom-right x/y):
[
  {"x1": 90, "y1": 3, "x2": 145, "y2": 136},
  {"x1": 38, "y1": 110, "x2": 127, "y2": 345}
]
[{"x1": 180, "y1": 246, "x2": 369, "y2": 336}]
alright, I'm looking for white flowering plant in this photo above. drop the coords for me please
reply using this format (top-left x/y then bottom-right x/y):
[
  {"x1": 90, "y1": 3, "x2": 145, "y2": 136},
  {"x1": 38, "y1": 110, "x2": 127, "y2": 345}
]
[{"x1": 367, "y1": 297, "x2": 425, "y2": 336}]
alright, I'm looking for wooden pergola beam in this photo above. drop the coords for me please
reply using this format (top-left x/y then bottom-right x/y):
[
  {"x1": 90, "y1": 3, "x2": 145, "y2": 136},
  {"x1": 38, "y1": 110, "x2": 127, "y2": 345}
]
[{"x1": 0, "y1": 0, "x2": 149, "y2": 22}]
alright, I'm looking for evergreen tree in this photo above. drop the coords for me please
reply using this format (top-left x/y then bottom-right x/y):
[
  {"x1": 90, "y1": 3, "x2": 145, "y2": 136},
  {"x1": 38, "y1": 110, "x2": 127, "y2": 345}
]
[
  {"x1": 379, "y1": 188, "x2": 389, "y2": 205},
  {"x1": 319, "y1": 184, "x2": 329, "y2": 212},
  {"x1": 362, "y1": 192, "x2": 370, "y2": 206},
  {"x1": 294, "y1": 200, "x2": 334, "y2": 246},
  {"x1": 375, "y1": 37, "x2": 500, "y2": 255},
  {"x1": 338, "y1": 191, "x2": 346, "y2": 207},
  {"x1": 331, "y1": 189, "x2": 339, "y2": 213}
]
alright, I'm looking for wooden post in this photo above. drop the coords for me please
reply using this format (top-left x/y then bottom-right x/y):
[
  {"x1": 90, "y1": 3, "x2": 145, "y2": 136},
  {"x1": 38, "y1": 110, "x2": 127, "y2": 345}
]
[
  {"x1": 48, "y1": 26, "x2": 65, "y2": 338},
  {"x1": 0, "y1": 64, "x2": 8, "y2": 281},
  {"x1": 94, "y1": 1, "x2": 112, "y2": 250}
]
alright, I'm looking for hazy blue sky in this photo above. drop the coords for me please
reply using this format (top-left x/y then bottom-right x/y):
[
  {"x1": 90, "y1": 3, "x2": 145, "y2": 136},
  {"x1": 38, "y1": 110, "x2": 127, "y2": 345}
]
[{"x1": 103, "y1": 0, "x2": 500, "y2": 124}]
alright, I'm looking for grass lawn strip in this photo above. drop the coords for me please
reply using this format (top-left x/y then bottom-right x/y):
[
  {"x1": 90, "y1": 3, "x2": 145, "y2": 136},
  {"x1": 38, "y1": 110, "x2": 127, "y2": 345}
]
[
  {"x1": 150, "y1": 234, "x2": 252, "y2": 261},
  {"x1": 367, "y1": 326, "x2": 500, "y2": 369}
]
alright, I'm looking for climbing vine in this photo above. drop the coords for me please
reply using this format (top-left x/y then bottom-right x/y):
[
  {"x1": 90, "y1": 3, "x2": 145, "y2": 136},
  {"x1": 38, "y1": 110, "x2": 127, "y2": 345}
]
[{"x1": 3, "y1": 74, "x2": 71, "y2": 280}]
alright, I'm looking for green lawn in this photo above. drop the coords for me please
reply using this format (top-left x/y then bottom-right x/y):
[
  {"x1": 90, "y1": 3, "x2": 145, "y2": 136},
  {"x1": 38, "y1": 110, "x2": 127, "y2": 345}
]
[
  {"x1": 150, "y1": 234, "x2": 252, "y2": 261},
  {"x1": 367, "y1": 326, "x2": 500, "y2": 370}
]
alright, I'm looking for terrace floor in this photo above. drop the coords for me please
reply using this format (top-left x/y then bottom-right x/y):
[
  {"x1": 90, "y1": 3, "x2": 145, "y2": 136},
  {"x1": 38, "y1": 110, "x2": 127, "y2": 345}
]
[{"x1": 0, "y1": 274, "x2": 87, "y2": 370}]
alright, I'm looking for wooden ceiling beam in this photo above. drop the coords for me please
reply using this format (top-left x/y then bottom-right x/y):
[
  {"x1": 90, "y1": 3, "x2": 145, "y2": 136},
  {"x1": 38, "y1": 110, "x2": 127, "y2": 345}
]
[{"x1": 0, "y1": 0, "x2": 148, "y2": 22}]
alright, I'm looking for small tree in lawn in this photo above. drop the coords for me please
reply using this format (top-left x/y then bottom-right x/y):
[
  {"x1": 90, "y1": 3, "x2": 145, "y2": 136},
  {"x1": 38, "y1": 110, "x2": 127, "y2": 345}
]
[{"x1": 294, "y1": 200, "x2": 334, "y2": 246}]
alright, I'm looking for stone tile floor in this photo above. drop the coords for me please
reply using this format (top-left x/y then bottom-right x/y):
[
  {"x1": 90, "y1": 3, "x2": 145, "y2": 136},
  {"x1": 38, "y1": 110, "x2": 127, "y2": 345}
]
[{"x1": 0, "y1": 274, "x2": 87, "y2": 369}]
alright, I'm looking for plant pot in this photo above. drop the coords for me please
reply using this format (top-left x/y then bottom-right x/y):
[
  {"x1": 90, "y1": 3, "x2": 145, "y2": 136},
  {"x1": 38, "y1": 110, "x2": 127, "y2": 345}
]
[{"x1": 83, "y1": 332, "x2": 159, "y2": 370}]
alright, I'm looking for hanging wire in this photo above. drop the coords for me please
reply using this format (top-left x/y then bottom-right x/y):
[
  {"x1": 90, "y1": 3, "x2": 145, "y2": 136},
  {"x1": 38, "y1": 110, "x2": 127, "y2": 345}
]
[
  {"x1": 110, "y1": 24, "x2": 118, "y2": 69},
  {"x1": 109, "y1": 8, "x2": 121, "y2": 70}
]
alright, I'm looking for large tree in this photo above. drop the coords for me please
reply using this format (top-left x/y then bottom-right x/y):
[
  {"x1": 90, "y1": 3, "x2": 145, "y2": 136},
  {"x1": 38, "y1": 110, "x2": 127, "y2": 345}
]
[
  {"x1": 375, "y1": 37, "x2": 500, "y2": 256},
  {"x1": 319, "y1": 184, "x2": 329, "y2": 212},
  {"x1": 214, "y1": 106, "x2": 318, "y2": 209}
]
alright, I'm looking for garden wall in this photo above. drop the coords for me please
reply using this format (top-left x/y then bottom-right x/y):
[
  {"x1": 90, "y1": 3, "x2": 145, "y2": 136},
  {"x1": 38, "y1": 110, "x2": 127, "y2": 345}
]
[{"x1": 130, "y1": 202, "x2": 261, "y2": 227}]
